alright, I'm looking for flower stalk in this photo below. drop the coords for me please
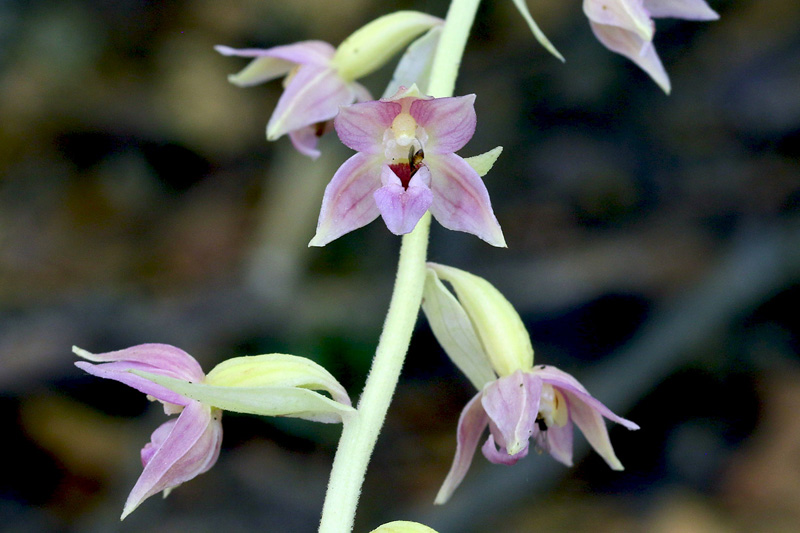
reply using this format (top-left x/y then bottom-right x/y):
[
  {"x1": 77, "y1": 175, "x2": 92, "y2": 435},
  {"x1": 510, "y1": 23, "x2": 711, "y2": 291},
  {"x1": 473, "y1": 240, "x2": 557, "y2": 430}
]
[{"x1": 318, "y1": 1, "x2": 482, "y2": 531}]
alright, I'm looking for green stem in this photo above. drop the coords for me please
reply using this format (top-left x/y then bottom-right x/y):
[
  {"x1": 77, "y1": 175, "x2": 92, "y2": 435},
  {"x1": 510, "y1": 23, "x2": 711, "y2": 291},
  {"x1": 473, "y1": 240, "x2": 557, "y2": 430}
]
[{"x1": 318, "y1": 1, "x2": 481, "y2": 531}]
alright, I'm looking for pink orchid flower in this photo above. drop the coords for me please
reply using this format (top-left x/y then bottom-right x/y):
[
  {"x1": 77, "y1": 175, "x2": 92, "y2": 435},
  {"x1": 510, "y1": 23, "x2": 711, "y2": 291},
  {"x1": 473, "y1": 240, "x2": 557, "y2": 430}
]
[
  {"x1": 584, "y1": 0, "x2": 719, "y2": 93},
  {"x1": 74, "y1": 344, "x2": 223, "y2": 519},
  {"x1": 310, "y1": 85, "x2": 505, "y2": 247},
  {"x1": 436, "y1": 366, "x2": 639, "y2": 504},
  {"x1": 216, "y1": 41, "x2": 371, "y2": 159}
]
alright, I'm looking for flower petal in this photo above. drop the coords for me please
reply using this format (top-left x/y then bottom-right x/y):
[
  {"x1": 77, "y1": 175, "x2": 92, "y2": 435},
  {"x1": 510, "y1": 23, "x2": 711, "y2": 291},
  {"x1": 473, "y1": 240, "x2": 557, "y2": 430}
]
[
  {"x1": 121, "y1": 402, "x2": 222, "y2": 519},
  {"x1": 510, "y1": 0, "x2": 565, "y2": 61},
  {"x1": 540, "y1": 417, "x2": 574, "y2": 466},
  {"x1": 534, "y1": 365, "x2": 640, "y2": 430},
  {"x1": 267, "y1": 65, "x2": 356, "y2": 141},
  {"x1": 289, "y1": 126, "x2": 322, "y2": 160},
  {"x1": 132, "y1": 370, "x2": 355, "y2": 423},
  {"x1": 215, "y1": 41, "x2": 335, "y2": 86},
  {"x1": 434, "y1": 392, "x2": 489, "y2": 505},
  {"x1": 481, "y1": 433, "x2": 529, "y2": 465},
  {"x1": 309, "y1": 153, "x2": 383, "y2": 246},
  {"x1": 73, "y1": 344, "x2": 204, "y2": 382},
  {"x1": 75, "y1": 360, "x2": 192, "y2": 406},
  {"x1": 427, "y1": 154, "x2": 506, "y2": 247},
  {"x1": 421, "y1": 268, "x2": 497, "y2": 390},
  {"x1": 374, "y1": 165, "x2": 433, "y2": 235},
  {"x1": 643, "y1": 0, "x2": 719, "y2": 20},
  {"x1": 482, "y1": 370, "x2": 539, "y2": 457},
  {"x1": 562, "y1": 390, "x2": 626, "y2": 470},
  {"x1": 583, "y1": 0, "x2": 654, "y2": 41},
  {"x1": 409, "y1": 95, "x2": 476, "y2": 154},
  {"x1": 590, "y1": 21, "x2": 671, "y2": 93},
  {"x1": 335, "y1": 100, "x2": 401, "y2": 153}
]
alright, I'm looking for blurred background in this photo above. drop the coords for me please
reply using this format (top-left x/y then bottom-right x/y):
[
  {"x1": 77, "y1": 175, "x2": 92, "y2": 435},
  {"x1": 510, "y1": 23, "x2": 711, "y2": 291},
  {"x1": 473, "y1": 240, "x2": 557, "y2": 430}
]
[{"x1": 1, "y1": 0, "x2": 798, "y2": 531}]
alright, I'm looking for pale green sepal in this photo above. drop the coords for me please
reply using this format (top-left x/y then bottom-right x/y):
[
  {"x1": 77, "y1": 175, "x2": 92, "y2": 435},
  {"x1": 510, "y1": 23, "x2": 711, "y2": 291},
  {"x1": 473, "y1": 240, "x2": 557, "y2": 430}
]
[
  {"x1": 205, "y1": 353, "x2": 350, "y2": 407},
  {"x1": 227, "y1": 57, "x2": 294, "y2": 87},
  {"x1": 370, "y1": 521, "x2": 439, "y2": 533},
  {"x1": 422, "y1": 269, "x2": 497, "y2": 390},
  {"x1": 464, "y1": 146, "x2": 503, "y2": 177},
  {"x1": 382, "y1": 26, "x2": 442, "y2": 98},
  {"x1": 131, "y1": 370, "x2": 355, "y2": 424},
  {"x1": 427, "y1": 263, "x2": 533, "y2": 377},
  {"x1": 511, "y1": 0, "x2": 565, "y2": 62},
  {"x1": 332, "y1": 11, "x2": 443, "y2": 81}
]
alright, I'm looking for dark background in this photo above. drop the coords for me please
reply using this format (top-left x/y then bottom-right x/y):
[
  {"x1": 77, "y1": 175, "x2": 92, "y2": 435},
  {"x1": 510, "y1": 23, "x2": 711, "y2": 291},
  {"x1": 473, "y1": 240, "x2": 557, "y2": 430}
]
[{"x1": 1, "y1": 0, "x2": 798, "y2": 531}]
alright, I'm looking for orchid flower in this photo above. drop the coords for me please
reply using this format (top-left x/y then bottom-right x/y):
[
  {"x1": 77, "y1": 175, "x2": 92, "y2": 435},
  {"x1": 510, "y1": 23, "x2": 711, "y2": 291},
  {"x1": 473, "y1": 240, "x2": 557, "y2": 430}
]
[
  {"x1": 309, "y1": 85, "x2": 505, "y2": 247},
  {"x1": 217, "y1": 11, "x2": 441, "y2": 159},
  {"x1": 74, "y1": 344, "x2": 223, "y2": 519},
  {"x1": 584, "y1": 0, "x2": 719, "y2": 93},
  {"x1": 421, "y1": 264, "x2": 639, "y2": 503},
  {"x1": 74, "y1": 344, "x2": 353, "y2": 519}
]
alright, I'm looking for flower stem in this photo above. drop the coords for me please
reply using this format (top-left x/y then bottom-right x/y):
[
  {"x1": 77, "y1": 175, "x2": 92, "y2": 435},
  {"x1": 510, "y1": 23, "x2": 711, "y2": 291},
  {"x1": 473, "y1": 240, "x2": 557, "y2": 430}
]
[{"x1": 318, "y1": 1, "x2": 481, "y2": 531}]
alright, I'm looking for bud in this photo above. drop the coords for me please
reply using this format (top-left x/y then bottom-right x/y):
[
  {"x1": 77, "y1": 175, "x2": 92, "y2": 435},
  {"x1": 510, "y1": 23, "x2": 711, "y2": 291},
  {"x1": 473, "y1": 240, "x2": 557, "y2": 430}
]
[{"x1": 370, "y1": 521, "x2": 439, "y2": 533}]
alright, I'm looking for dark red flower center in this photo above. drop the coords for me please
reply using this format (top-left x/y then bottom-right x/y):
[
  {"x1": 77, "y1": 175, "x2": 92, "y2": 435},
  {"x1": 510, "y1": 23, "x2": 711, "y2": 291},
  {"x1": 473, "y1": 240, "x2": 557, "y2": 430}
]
[{"x1": 389, "y1": 148, "x2": 425, "y2": 189}]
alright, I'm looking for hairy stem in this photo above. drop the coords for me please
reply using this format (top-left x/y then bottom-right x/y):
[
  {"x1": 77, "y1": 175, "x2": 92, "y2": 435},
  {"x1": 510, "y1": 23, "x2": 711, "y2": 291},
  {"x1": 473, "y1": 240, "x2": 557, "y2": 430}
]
[{"x1": 318, "y1": 1, "x2": 481, "y2": 531}]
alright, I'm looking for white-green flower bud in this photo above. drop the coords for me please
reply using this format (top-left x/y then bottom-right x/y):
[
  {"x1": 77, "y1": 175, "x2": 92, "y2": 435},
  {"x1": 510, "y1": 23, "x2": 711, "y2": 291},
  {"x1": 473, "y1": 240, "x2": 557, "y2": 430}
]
[{"x1": 370, "y1": 521, "x2": 439, "y2": 533}]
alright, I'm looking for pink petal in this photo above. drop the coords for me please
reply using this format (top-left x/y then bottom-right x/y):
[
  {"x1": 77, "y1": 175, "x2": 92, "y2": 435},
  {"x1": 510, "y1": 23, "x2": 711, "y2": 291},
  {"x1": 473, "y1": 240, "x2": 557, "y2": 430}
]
[
  {"x1": 534, "y1": 365, "x2": 640, "y2": 430},
  {"x1": 427, "y1": 154, "x2": 506, "y2": 247},
  {"x1": 74, "y1": 344, "x2": 204, "y2": 381},
  {"x1": 289, "y1": 126, "x2": 323, "y2": 160},
  {"x1": 267, "y1": 66, "x2": 356, "y2": 141},
  {"x1": 541, "y1": 419, "x2": 574, "y2": 466},
  {"x1": 583, "y1": 0, "x2": 654, "y2": 40},
  {"x1": 373, "y1": 165, "x2": 433, "y2": 235},
  {"x1": 75, "y1": 361, "x2": 192, "y2": 406},
  {"x1": 590, "y1": 21, "x2": 671, "y2": 93},
  {"x1": 309, "y1": 153, "x2": 383, "y2": 246},
  {"x1": 643, "y1": 0, "x2": 719, "y2": 20},
  {"x1": 141, "y1": 419, "x2": 177, "y2": 467},
  {"x1": 481, "y1": 433, "x2": 528, "y2": 465},
  {"x1": 215, "y1": 40, "x2": 335, "y2": 65},
  {"x1": 481, "y1": 370, "x2": 539, "y2": 458},
  {"x1": 335, "y1": 100, "x2": 401, "y2": 153},
  {"x1": 409, "y1": 95, "x2": 476, "y2": 154},
  {"x1": 122, "y1": 402, "x2": 223, "y2": 519},
  {"x1": 562, "y1": 390, "x2": 625, "y2": 470},
  {"x1": 434, "y1": 392, "x2": 489, "y2": 505}
]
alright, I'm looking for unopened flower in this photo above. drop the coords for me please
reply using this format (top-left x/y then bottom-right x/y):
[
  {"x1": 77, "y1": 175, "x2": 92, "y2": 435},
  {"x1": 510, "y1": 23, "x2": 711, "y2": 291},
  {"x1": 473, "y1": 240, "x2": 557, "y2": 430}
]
[
  {"x1": 74, "y1": 344, "x2": 222, "y2": 519},
  {"x1": 310, "y1": 85, "x2": 505, "y2": 247},
  {"x1": 217, "y1": 11, "x2": 441, "y2": 158},
  {"x1": 584, "y1": 0, "x2": 719, "y2": 93},
  {"x1": 421, "y1": 264, "x2": 638, "y2": 503},
  {"x1": 75, "y1": 345, "x2": 353, "y2": 518}
]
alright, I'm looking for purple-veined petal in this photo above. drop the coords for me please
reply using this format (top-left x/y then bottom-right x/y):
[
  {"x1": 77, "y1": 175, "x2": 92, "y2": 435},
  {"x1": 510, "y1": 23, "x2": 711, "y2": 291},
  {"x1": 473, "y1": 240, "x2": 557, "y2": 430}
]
[
  {"x1": 561, "y1": 390, "x2": 625, "y2": 470},
  {"x1": 289, "y1": 126, "x2": 323, "y2": 160},
  {"x1": 215, "y1": 41, "x2": 335, "y2": 87},
  {"x1": 335, "y1": 100, "x2": 401, "y2": 153},
  {"x1": 434, "y1": 392, "x2": 489, "y2": 505},
  {"x1": 590, "y1": 21, "x2": 671, "y2": 93},
  {"x1": 481, "y1": 370, "x2": 539, "y2": 457},
  {"x1": 643, "y1": 0, "x2": 719, "y2": 20},
  {"x1": 75, "y1": 360, "x2": 192, "y2": 406},
  {"x1": 427, "y1": 154, "x2": 506, "y2": 247},
  {"x1": 534, "y1": 365, "x2": 640, "y2": 430},
  {"x1": 121, "y1": 402, "x2": 223, "y2": 519},
  {"x1": 267, "y1": 65, "x2": 356, "y2": 141},
  {"x1": 374, "y1": 165, "x2": 433, "y2": 235},
  {"x1": 409, "y1": 95, "x2": 476, "y2": 154},
  {"x1": 481, "y1": 433, "x2": 529, "y2": 465},
  {"x1": 541, "y1": 418, "x2": 574, "y2": 466},
  {"x1": 309, "y1": 153, "x2": 383, "y2": 247},
  {"x1": 215, "y1": 40, "x2": 335, "y2": 65},
  {"x1": 583, "y1": 0, "x2": 654, "y2": 41},
  {"x1": 73, "y1": 344, "x2": 204, "y2": 382}
]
